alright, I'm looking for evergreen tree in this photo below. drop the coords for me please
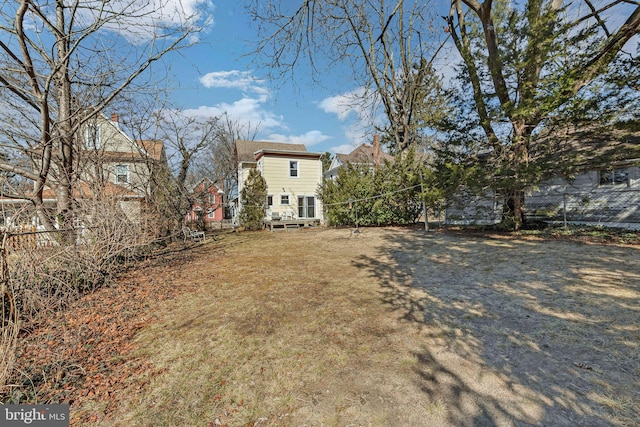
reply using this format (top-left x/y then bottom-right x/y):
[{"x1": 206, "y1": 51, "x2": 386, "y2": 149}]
[
  {"x1": 319, "y1": 147, "x2": 439, "y2": 226},
  {"x1": 443, "y1": 0, "x2": 640, "y2": 229},
  {"x1": 239, "y1": 168, "x2": 267, "y2": 230},
  {"x1": 320, "y1": 152, "x2": 333, "y2": 173}
]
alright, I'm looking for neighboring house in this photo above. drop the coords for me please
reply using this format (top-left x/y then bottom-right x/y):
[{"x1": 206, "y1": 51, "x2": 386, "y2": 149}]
[
  {"x1": 1, "y1": 112, "x2": 167, "y2": 229},
  {"x1": 184, "y1": 178, "x2": 225, "y2": 226},
  {"x1": 235, "y1": 140, "x2": 324, "y2": 223},
  {"x1": 75, "y1": 112, "x2": 167, "y2": 224},
  {"x1": 80, "y1": 112, "x2": 166, "y2": 197},
  {"x1": 324, "y1": 135, "x2": 393, "y2": 180},
  {"x1": 445, "y1": 127, "x2": 640, "y2": 229},
  {"x1": 444, "y1": 190, "x2": 502, "y2": 226}
]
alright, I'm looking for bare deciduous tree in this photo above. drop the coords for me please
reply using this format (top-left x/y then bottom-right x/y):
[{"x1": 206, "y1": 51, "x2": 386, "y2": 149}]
[
  {"x1": 246, "y1": 0, "x2": 448, "y2": 151},
  {"x1": 248, "y1": 1, "x2": 639, "y2": 230},
  {"x1": 0, "y1": 0, "x2": 206, "y2": 234},
  {"x1": 151, "y1": 109, "x2": 224, "y2": 228},
  {"x1": 193, "y1": 112, "x2": 260, "y2": 202}
]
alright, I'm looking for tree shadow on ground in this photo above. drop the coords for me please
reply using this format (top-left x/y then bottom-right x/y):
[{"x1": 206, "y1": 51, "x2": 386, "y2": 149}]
[{"x1": 352, "y1": 230, "x2": 639, "y2": 426}]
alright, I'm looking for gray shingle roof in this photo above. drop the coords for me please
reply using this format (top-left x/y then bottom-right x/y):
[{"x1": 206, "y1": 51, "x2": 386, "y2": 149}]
[
  {"x1": 235, "y1": 140, "x2": 307, "y2": 163},
  {"x1": 532, "y1": 125, "x2": 640, "y2": 168}
]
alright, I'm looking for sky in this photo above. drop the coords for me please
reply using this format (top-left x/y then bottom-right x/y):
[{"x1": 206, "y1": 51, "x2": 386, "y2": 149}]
[
  {"x1": 164, "y1": 2, "x2": 382, "y2": 156},
  {"x1": 158, "y1": 1, "x2": 638, "y2": 157}
]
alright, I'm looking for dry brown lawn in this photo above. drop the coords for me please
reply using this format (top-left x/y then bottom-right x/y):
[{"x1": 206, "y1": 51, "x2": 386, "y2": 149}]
[{"x1": 74, "y1": 227, "x2": 638, "y2": 426}]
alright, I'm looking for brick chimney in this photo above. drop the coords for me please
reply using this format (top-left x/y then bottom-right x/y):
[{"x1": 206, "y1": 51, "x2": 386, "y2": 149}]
[
  {"x1": 372, "y1": 134, "x2": 381, "y2": 170},
  {"x1": 111, "y1": 112, "x2": 119, "y2": 123}
]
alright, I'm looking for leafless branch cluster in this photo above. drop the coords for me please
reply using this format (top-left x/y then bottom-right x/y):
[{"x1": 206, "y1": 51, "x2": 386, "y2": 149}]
[{"x1": 0, "y1": 196, "x2": 160, "y2": 393}]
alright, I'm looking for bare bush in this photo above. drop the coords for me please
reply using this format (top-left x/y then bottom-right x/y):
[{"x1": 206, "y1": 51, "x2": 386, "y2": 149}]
[
  {"x1": 1, "y1": 234, "x2": 19, "y2": 395},
  {"x1": 8, "y1": 198, "x2": 157, "y2": 325},
  {"x1": 0, "y1": 196, "x2": 161, "y2": 395}
]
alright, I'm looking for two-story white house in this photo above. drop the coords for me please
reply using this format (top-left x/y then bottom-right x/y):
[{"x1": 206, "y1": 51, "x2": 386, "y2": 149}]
[{"x1": 235, "y1": 139, "x2": 324, "y2": 225}]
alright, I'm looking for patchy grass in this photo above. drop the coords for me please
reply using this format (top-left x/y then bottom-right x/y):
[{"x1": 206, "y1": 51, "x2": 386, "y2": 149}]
[
  {"x1": 5, "y1": 227, "x2": 640, "y2": 426},
  {"x1": 444, "y1": 223, "x2": 640, "y2": 245}
]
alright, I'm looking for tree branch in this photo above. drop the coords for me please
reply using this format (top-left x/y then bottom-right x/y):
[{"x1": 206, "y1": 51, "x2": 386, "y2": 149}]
[{"x1": 446, "y1": 6, "x2": 501, "y2": 150}]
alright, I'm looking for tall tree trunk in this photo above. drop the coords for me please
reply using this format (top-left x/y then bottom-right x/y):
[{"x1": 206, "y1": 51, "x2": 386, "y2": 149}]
[
  {"x1": 55, "y1": 0, "x2": 75, "y2": 241},
  {"x1": 502, "y1": 190, "x2": 524, "y2": 230}
]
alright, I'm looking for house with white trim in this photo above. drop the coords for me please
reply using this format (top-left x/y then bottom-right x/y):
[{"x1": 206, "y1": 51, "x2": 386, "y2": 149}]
[
  {"x1": 184, "y1": 178, "x2": 227, "y2": 228},
  {"x1": 324, "y1": 135, "x2": 393, "y2": 180},
  {"x1": 235, "y1": 140, "x2": 324, "y2": 225},
  {"x1": 80, "y1": 112, "x2": 166, "y2": 198}
]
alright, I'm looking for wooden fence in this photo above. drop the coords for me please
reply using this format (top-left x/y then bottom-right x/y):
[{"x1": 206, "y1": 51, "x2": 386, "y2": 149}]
[{"x1": 2, "y1": 226, "x2": 37, "y2": 251}]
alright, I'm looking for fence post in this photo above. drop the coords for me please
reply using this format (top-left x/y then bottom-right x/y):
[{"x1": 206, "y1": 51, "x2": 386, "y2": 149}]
[
  {"x1": 563, "y1": 193, "x2": 568, "y2": 228},
  {"x1": 421, "y1": 182, "x2": 428, "y2": 232},
  {"x1": 420, "y1": 171, "x2": 428, "y2": 232}
]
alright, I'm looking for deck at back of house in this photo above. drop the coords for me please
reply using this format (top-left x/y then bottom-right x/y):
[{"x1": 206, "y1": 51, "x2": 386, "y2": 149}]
[{"x1": 264, "y1": 217, "x2": 321, "y2": 231}]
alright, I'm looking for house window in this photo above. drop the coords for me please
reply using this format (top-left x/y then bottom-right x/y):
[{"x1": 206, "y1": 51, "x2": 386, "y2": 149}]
[
  {"x1": 266, "y1": 195, "x2": 273, "y2": 207},
  {"x1": 280, "y1": 194, "x2": 290, "y2": 205},
  {"x1": 289, "y1": 161, "x2": 298, "y2": 177},
  {"x1": 599, "y1": 168, "x2": 629, "y2": 186},
  {"x1": 208, "y1": 210, "x2": 214, "y2": 219},
  {"x1": 86, "y1": 124, "x2": 100, "y2": 148},
  {"x1": 115, "y1": 164, "x2": 128, "y2": 184},
  {"x1": 297, "y1": 196, "x2": 316, "y2": 218},
  {"x1": 208, "y1": 194, "x2": 216, "y2": 204}
]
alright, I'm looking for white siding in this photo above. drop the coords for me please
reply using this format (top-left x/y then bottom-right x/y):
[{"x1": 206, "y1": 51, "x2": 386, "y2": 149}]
[
  {"x1": 526, "y1": 165, "x2": 640, "y2": 225},
  {"x1": 78, "y1": 114, "x2": 153, "y2": 195}
]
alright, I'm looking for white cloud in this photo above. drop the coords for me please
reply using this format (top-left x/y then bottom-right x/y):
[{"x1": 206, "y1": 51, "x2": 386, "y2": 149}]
[
  {"x1": 182, "y1": 96, "x2": 285, "y2": 132},
  {"x1": 318, "y1": 95, "x2": 355, "y2": 121},
  {"x1": 318, "y1": 87, "x2": 384, "y2": 149},
  {"x1": 343, "y1": 124, "x2": 371, "y2": 148},
  {"x1": 318, "y1": 88, "x2": 370, "y2": 121},
  {"x1": 200, "y1": 70, "x2": 269, "y2": 98},
  {"x1": 329, "y1": 143, "x2": 358, "y2": 155},
  {"x1": 266, "y1": 130, "x2": 332, "y2": 147},
  {"x1": 81, "y1": 0, "x2": 214, "y2": 44}
]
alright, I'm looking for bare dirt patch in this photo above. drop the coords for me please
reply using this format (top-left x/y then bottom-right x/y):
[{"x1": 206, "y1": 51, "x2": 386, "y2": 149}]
[{"x1": 6, "y1": 227, "x2": 640, "y2": 426}]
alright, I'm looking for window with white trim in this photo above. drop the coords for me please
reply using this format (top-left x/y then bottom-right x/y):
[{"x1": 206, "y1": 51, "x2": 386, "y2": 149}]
[
  {"x1": 280, "y1": 194, "x2": 290, "y2": 205},
  {"x1": 289, "y1": 161, "x2": 298, "y2": 177},
  {"x1": 115, "y1": 164, "x2": 129, "y2": 184},
  {"x1": 208, "y1": 194, "x2": 216, "y2": 204},
  {"x1": 297, "y1": 196, "x2": 316, "y2": 218},
  {"x1": 599, "y1": 168, "x2": 629, "y2": 186},
  {"x1": 86, "y1": 124, "x2": 101, "y2": 148},
  {"x1": 266, "y1": 195, "x2": 273, "y2": 207}
]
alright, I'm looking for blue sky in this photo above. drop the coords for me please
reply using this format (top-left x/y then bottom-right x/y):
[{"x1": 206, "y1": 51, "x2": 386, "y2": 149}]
[
  {"x1": 166, "y1": 2, "x2": 368, "y2": 155},
  {"x1": 161, "y1": 1, "x2": 639, "y2": 156}
]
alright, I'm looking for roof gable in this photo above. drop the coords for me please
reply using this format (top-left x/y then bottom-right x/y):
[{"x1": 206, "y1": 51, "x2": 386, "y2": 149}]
[
  {"x1": 339, "y1": 144, "x2": 394, "y2": 165},
  {"x1": 193, "y1": 178, "x2": 223, "y2": 193},
  {"x1": 328, "y1": 154, "x2": 346, "y2": 171}
]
